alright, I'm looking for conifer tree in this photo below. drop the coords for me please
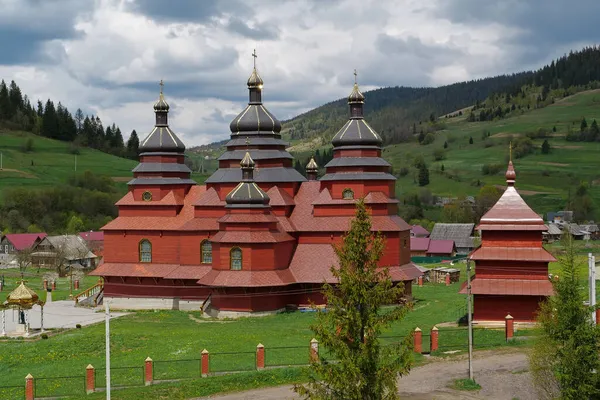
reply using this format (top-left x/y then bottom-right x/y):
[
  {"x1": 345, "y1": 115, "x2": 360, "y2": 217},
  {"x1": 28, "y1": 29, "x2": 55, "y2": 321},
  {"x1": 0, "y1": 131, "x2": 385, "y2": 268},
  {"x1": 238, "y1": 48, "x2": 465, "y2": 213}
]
[
  {"x1": 530, "y1": 234, "x2": 600, "y2": 399},
  {"x1": 418, "y1": 164, "x2": 429, "y2": 186},
  {"x1": 541, "y1": 139, "x2": 550, "y2": 154},
  {"x1": 295, "y1": 200, "x2": 413, "y2": 400},
  {"x1": 580, "y1": 117, "x2": 588, "y2": 132},
  {"x1": 126, "y1": 129, "x2": 139, "y2": 159},
  {"x1": 469, "y1": 136, "x2": 474, "y2": 144}
]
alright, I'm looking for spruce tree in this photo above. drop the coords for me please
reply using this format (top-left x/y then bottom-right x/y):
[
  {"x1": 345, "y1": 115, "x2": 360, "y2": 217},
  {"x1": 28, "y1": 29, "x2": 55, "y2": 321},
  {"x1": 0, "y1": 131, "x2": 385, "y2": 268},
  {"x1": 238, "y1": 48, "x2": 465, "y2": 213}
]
[
  {"x1": 126, "y1": 130, "x2": 139, "y2": 159},
  {"x1": 469, "y1": 136, "x2": 474, "y2": 144},
  {"x1": 443, "y1": 141, "x2": 448, "y2": 149},
  {"x1": 580, "y1": 117, "x2": 588, "y2": 132},
  {"x1": 295, "y1": 200, "x2": 413, "y2": 400},
  {"x1": 541, "y1": 139, "x2": 550, "y2": 154},
  {"x1": 530, "y1": 234, "x2": 600, "y2": 399},
  {"x1": 418, "y1": 164, "x2": 429, "y2": 186}
]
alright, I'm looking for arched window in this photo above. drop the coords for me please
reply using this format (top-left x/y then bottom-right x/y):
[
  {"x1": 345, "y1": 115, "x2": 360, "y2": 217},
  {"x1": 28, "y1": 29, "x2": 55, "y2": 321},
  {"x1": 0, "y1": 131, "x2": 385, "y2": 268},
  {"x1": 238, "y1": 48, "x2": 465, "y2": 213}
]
[
  {"x1": 230, "y1": 247, "x2": 242, "y2": 271},
  {"x1": 342, "y1": 188, "x2": 354, "y2": 199},
  {"x1": 201, "y1": 240, "x2": 212, "y2": 264},
  {"x1": 139, "y1": 239, "x2": 152, "y2": 263}
]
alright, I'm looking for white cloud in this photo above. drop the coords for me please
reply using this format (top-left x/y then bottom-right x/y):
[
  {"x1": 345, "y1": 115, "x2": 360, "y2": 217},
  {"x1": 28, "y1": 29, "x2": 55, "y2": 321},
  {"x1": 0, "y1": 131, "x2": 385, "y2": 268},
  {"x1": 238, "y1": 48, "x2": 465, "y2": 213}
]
[{"x1": 0, "y1": 0, "x2": 599, "y2": 146}]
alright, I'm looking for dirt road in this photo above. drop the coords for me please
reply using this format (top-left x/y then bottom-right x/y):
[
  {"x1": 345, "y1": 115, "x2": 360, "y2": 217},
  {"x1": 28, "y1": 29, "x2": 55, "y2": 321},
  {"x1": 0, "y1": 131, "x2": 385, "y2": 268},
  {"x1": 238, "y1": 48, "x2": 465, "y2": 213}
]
[{"x1": 197, "y1": 349, "x2": 535, "y2": 400}]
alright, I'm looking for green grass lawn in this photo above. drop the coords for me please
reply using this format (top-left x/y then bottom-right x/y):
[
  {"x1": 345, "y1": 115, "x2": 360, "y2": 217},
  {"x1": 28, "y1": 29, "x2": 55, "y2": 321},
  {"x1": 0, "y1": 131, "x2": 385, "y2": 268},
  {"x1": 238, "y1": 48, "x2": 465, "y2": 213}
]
[{"x1": 0, "y1": 268, "x2": 99, "y2": 301}]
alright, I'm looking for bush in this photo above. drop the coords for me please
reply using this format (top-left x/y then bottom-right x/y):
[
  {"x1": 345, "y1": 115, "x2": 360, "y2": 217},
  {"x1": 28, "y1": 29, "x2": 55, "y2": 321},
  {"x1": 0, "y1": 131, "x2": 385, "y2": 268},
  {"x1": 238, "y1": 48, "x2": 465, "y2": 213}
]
[
  {"x1": 481, "y1": 163, "x2": 503, "y2": 175},
  {"x1": 76, "y1": 324, "x2": 82, "y2": 329},
  {"x1": 398, "y1": 167, "x2": 409, "y2": 177},
  {"x1": 68, "y1": 143, "x2": 81, "y2": 155},
  {"x1": 41, "y1": 333, "x2": 49, "y2": 340},
  {"x1": 21, "y1": 138, "x2": 34, "y2": 153},
  {"x1": 483, "y1": 138, "x2": 494, "y2": 148},
  {"x1": 421, "y1": 133, "x2": 435, "y2": 145},
  {"x1": 433, "y1": 148, "x2": 446, "y2": 161}
]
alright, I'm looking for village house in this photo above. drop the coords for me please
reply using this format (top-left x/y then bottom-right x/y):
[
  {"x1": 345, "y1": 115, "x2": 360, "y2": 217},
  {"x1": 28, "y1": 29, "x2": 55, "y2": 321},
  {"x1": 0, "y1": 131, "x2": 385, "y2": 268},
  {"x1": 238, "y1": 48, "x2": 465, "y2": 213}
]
[
  {"x1": 0, "y1": 233, "x2": 47, "y2": 265},
  {"x1": 79, "y1": 231, "x2": 104, "y2": 258},
  {"x1": 429, "y1": 223, "x2": 475, "y2": 255},
  {"x1": 410, "y1": 237, "x2": 456, "y2": 258},
  {"x1": 31, "y1": 235, "x2": 97, "y2": 271},
  {"x1": 410, "y1": 225, "x2": 430, "y2": 238}
]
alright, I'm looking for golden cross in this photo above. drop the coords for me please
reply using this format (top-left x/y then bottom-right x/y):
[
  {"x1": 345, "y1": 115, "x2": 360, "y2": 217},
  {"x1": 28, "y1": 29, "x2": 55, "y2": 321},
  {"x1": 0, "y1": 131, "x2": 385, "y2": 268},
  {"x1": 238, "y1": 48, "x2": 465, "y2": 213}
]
[
  {"x1": 509, "y1": 141, "x2": 512, "y2": 161},
  {"x1": 159, "y1": 79, "x2": 164, "y2": 94},
  {"x1": 252, "y1": 49, "x2": 257, "y2": 69},
  {"x1": 353, "y1": 69, "x2": 358, "y2": 84}
]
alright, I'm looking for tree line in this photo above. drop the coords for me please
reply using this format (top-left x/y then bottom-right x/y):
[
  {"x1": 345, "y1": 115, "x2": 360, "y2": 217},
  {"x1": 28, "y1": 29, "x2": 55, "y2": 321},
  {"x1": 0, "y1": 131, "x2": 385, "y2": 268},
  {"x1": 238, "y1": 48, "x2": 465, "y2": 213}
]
[{"x1": 0, "y1": 79, "x2": 140, "y2": 160}]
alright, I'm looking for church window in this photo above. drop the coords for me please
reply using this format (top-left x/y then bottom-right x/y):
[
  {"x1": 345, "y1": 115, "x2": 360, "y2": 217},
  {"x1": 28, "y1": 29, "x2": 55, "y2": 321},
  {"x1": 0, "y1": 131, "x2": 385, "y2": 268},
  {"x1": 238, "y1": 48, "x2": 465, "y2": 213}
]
[
  {"x1": 342, "y1": 188, "x2": 354, "y2": 199},
  {"x1": 201, "y1": 240, "x2": 212, "y2": 264},
  {"x1": 142, "y1": 191, "x2": 153, "y2": 201},
  {"x1": 139, "y1": 239, "x2": 152, "y2": 263},
  {"x1": 230, "y1": 247, "x2": 242, "y2": 270}
]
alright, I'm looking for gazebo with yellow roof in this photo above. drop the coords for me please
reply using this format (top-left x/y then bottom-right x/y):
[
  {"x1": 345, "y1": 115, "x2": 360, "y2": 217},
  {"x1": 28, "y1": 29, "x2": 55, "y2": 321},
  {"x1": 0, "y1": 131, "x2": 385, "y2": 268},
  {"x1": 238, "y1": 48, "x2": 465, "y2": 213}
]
[{"x1": 1, "y1": 281, "x2": 45, "y2": 336}]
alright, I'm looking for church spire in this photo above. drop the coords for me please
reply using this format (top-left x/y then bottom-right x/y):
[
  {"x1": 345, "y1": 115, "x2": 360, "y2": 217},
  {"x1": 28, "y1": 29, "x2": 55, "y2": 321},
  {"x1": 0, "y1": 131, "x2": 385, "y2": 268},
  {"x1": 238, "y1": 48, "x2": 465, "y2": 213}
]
[
  {"x1": 154, "y1": 79, "x2": 170, "y2": 126},
  {"x1": 306, "y1": 156, "x2": 319, "y2": 181},
  {"x1": 225, "y1": 150, "x2": 270, "y2": 208},
  {"x1": 348, "y1": 69, "x2": 365, "y2": 119},
  {"x1": 506, "y1": 142, "x2": 516, "y2": 186},
  {"x1": 247, "y1": 49, "x2": 264, "y2": 104}
]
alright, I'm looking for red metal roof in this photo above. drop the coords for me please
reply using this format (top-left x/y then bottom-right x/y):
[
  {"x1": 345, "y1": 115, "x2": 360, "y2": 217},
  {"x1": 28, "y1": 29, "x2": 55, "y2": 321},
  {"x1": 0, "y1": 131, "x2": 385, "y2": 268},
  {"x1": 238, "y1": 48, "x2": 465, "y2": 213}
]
[
  {"x1": 79, "y1": 231, "x2": 104, "y2": 242},
  {"x1": 479, "y1": 186, "x2": 545, "y2": 227},
  {"x1": 5, "y1": 233, "x2": 47, "y2": 251},
  {"x1": 410, "y1": 237, "x2": 430, "y2": 251},
  {"x1": 312, "y1": 188, "x2": 398, "y2": 206},
  {"x1": 290, "y1": 182, "x2": 409, "y2": 232},
  {"x1": 194, "y1": 187, "x2": 226, "y2": 207},
  {"x1": 90, "y1": 263, "x2": 179, "y2": 277},
  {"x1": 104, "y1": 186, "x2": 205, "y2": 231},
  {"x1": 197, "y1": 269, "x2": 296, "y2": 287},
  {"x1": 470, "y1": 246, "x2": 556, "y2": 262},
  {"x1": 459, "y1": 278, "x2": 553, "y2": 296},
  {"x1": 217, "y1": 213, "x2": 280, "y2": 224},
  {"x1": 411, "y1": 225, "x2": 430, "y2": 236},
  {"x1": 427, "y1": 239, "x2": 455, "y2": 255},
  {"x1": 163, "y1": 265, "x2": 213, "y2": 280},
  {"x1": 265, "y1": 187, "x2": 295, "y2": 206},
  {"x1": 288, "y1": 243, "x2": 421, "y2": 283},
  {"x1": 210, "y1": 230, "x2": 295, "y2": 243}
]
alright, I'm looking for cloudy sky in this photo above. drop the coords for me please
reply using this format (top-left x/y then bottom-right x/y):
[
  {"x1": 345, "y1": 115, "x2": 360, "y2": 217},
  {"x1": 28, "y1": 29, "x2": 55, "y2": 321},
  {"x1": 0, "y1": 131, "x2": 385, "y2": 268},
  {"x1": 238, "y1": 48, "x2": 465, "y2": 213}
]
[{"x1": 1, "y1": 0, "x2": 599, "y2": 146}]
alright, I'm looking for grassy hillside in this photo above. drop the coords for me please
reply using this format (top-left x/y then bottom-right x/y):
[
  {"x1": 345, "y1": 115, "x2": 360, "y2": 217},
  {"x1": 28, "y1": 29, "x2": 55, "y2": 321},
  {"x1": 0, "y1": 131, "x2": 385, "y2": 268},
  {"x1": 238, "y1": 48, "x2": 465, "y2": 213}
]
[{"x1": 0, "y1": 131, "x2": 213, "y2": 194}]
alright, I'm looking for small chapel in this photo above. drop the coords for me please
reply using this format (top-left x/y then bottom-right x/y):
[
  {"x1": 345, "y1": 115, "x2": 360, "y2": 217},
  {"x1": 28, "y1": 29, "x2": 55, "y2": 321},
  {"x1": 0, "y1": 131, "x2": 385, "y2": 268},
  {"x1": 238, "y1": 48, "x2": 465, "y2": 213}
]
[
  {"x1": 461, "y1": 158, "x2": 556, "y2": 321},
  {"x1": 91, "y1": 56, "x2": 421, "y2": 314}
]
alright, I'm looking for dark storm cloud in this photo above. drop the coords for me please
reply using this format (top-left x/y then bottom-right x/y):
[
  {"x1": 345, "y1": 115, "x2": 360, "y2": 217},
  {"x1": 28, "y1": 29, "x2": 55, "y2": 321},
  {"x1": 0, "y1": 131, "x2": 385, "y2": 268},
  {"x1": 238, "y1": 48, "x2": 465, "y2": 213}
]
[
  {"x1": 0, "y1": 0, "x2": 91, "y2": 65},
  {"x1": 436, "y1": 0, "x2": 600, "y2": 67},
  {"x1": 126, "y1": 0, "x2": 225, "y2": 22}
]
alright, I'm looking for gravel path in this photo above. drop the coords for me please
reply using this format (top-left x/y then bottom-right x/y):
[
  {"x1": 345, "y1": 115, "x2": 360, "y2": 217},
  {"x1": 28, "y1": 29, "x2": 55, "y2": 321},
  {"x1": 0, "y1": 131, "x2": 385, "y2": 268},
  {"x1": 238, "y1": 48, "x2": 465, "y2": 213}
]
[{"x1": 197, "y1": 349, "x2": 536, "y2": 400}]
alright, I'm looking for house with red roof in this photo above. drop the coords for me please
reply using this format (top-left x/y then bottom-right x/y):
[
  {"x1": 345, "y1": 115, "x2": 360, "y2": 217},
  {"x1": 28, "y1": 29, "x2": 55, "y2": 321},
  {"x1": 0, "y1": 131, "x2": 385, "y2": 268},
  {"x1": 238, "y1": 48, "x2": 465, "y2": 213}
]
[
  {"x1": 410, "y1": 225, "x2": 430, "y2": 238},
  {"x1": 410, "y1": 237, "x2": 456, "y2": 257},
  {"x1": 460, "y1": 160, "x2": 555, "y2": 322},
  {"x1": 0, "y1": 233, "x2": 47, "y2": 255},
  {"x1": 90, "y1": 63, "x2": 421, "y2": 314}
]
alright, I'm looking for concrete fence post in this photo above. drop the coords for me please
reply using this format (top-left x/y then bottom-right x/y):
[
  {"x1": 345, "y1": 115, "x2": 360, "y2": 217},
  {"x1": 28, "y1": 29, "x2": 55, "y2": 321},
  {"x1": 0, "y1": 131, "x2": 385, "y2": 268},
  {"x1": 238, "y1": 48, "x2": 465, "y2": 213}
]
[
  {"x1": 74, "y1": 280, "x2": 80, "y2": 290},
  {"x1": 86, "y1": 364, "x2": 95, "y2": 394},
  {"x1": 144, "y1": 357, "x2": 153, "y2": 386},
  {"x1": 430, "y1": 326, "x2": 439, "y2": 352},
  {"x1": 445, "y1": 273, "x2": 451, "y2": 286},
  {"x1": 25, "y1": 374, "x2": 34, "y2": 400},
  {"x1": 418, "y1": 276, "x2": 423, "y2": 287},
  {"x1": 505, "y1": 314, "x2": 514, "y2": 341},
  {"x1": 51, "y1": 281, "x2": 56, "y2": 291},
  {"x1": 310, "y1": 338, "x2": 319, "y2": 363},
  {"x1": 43, "y1": 279, "x2": 48, "y2": 290},
  {"x1": 256, "y1": 344, "x2": 265, "y2": 370},
  {"x1": 413, "y1": 327, "x2": 422, "y2": 354},
  {"x1": 201, "y1": 349, "x2": 209, "y2": 377}
]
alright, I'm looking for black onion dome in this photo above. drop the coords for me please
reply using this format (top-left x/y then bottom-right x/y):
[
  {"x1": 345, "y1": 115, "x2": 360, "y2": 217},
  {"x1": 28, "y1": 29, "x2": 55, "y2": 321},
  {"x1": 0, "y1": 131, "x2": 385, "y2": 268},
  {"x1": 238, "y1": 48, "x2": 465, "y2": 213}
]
[
  {"x1": 247, "y1": 67, "x2": 264, "y2": 88},
  {"x1": 229, "y1": 105, "x2": 282, "y2": 134},
  {"x1": 331, "y1": 119, "x2": 382, "y2": 147},
  {"x1": 348, "y1": 83, "x2": 365, "y2": 104},
  {"x1": 139, "y1": 126, "x2": 186, "y2": 153},
  {"x1": 154, "y1": 92, "x2": 170, "y2": 112}
]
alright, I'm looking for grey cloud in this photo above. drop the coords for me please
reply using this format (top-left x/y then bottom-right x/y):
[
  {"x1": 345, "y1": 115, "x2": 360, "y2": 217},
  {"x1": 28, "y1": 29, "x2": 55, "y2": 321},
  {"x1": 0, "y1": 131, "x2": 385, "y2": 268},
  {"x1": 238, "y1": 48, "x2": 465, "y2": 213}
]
[
  {"x1": 225, "y1": 17, "x2": 280, "y2": 40},
  {"x1": 128, "y1": 0, "x2": 252, "y2": 23}
]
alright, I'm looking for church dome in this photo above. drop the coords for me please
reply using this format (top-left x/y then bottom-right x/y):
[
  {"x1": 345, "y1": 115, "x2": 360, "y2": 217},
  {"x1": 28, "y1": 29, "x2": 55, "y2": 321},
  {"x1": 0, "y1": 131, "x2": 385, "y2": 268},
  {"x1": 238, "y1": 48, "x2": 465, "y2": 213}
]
[
  {"x1": 247, "y1": 67, "x2": 264, "y2": 89},
  {"x1": 225, "y1": 152, "x2": 270, "y2": 207},
  {"x1": 348, "y1": 83, "x2": 365, "y2": 104}
]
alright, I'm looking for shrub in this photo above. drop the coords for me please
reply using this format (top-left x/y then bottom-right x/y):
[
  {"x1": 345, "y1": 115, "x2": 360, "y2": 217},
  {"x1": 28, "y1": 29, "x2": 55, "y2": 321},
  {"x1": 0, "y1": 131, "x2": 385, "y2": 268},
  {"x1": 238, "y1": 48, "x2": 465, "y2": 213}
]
[
  {"x1": 41, "y1": 333, "x2": 49, "y2": 340},
  {"x1": 398, "y1": 167, "x2": 409, "y2": 177},
  {"x1": 68, "y1": 143, "x2": 81, "y2": 155},
  {"x1": 76, "y1": 324, "x2": 82, "y2": 329},
  {"x1": 433, "y1": 148, "x2": 446, "y2": 161},
  {"x1": 481, "y1": 163, "x2": 503, "y2": 175},
  {"x1": 21, "y1": 138, "x2": 34, "y2": 153},
  {"x1": 421, "y1": 133, "x2": 435, "y2": 145},
  {"x1": 483, "y1": 138, "x2": 494, "y2": 148}
]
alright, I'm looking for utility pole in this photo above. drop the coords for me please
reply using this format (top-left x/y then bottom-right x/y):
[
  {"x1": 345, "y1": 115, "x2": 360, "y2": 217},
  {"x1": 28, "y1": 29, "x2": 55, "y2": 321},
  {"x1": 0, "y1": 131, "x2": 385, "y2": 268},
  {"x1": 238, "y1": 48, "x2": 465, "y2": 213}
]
[
  {"x1": 466, "y1": 259, "x2": 474, "y2": 380},
  {"x1": 105, "y1": 300, "x2": 111, "y2": 400},
  {"x1": 1, "y1": 152, "x2": 3, "y2": 170},
  {"x1": 75, "y1": 155, "x2": 77, "y2": 172},
  {"x1": 590, "y1": 253, "x2": 596, "y2": 323}
]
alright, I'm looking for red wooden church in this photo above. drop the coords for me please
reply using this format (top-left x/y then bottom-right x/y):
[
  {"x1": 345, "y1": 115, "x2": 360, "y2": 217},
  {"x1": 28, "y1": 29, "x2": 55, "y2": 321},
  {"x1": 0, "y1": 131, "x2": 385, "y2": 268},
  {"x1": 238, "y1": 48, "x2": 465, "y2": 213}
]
[
  {"x1": 91, "y1": 63, "x2": 421, "y2": 314},
  {"x1": 461, "y1": 160, "x2": 555, "y2": 321}
]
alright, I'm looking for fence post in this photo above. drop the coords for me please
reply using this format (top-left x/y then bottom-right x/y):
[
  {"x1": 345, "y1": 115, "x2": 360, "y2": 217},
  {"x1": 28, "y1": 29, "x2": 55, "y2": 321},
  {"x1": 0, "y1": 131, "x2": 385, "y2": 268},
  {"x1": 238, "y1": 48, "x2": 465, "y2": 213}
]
[
  {"x1": 596, "y1": 308, "x2": 600, "y2": 325},
  {"x1": 201, "y1": 349, "x2": 209, "y2": 377},
  {"x1": 418, "y1": 276, "x2": 423, "y2": 287},
  {"x1": 43, "y1": 279, "x2": 48, "y2": 290},
  {"x1": 52, "y1": 281, "x2": 56, "y2": 291},
  {"x1": 25, "y1": 374, "x2": 34, "y2": 400},
  {"x1": 144, "y1": 357, "x2": 153, "y2": 386},
  {"x1": 310, "y1": 338, "x2": 319, "y2": 363},
  {"x1": 256, "y1": 344, "x2": 265, "y2": 370},
  {"x1": 505, "y1": 314, "x2": 514, "y2": 341},
  {"x1": 413, "y1": 327, "x2": 422, "y2": 354},
  {"x1": 86, "y1": 364, "x2": 95, "y2": 394},
  {"x1": 445, "y1": 273, "x2": 450, "y2": 286},
  {"x1": 430, "y1": 326, "x2": 439, "y2": 352},
  {"x1": 74, "y1": 279, "x2": 80, "y2": 290}
]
